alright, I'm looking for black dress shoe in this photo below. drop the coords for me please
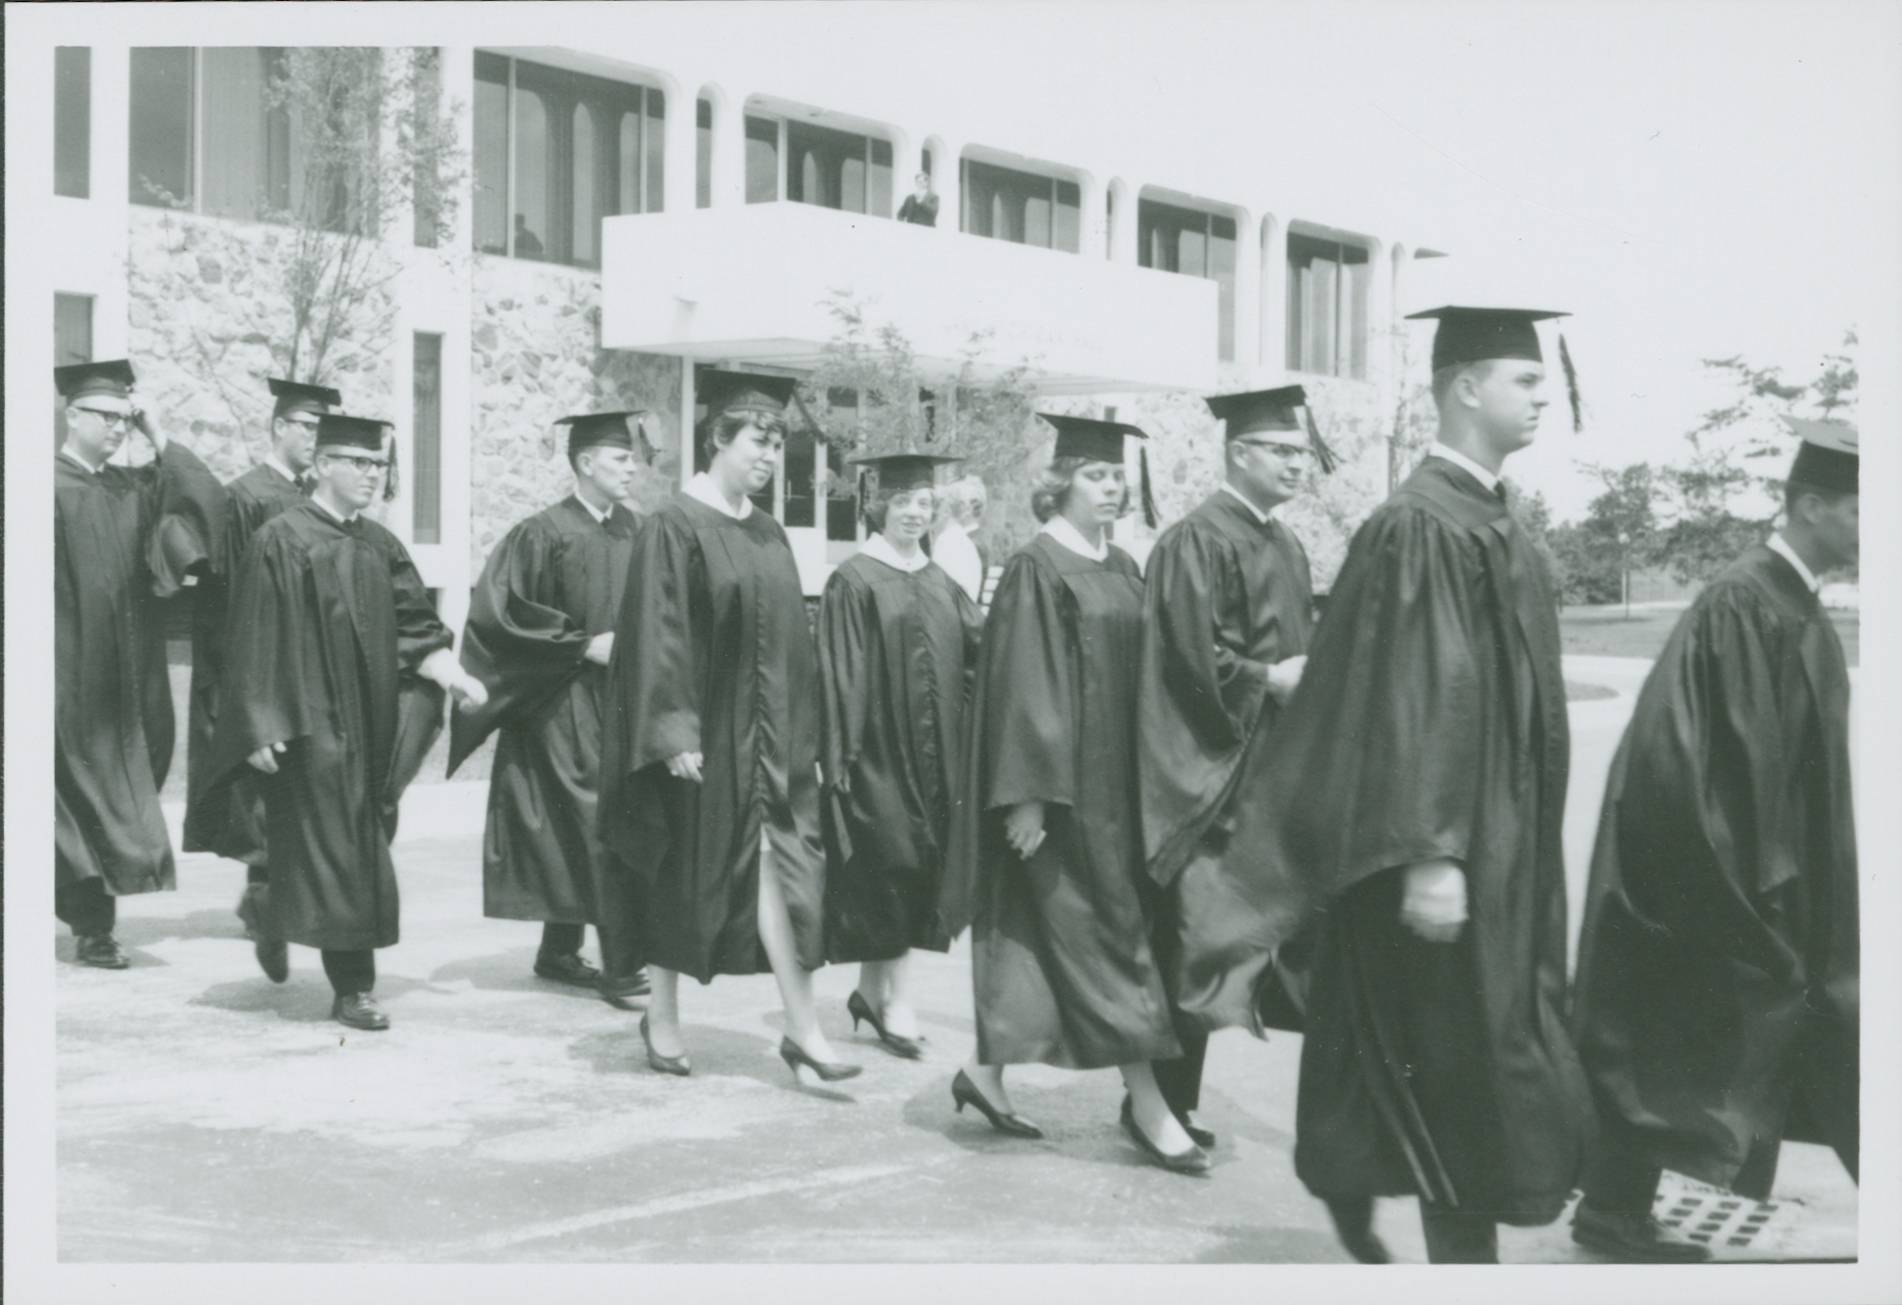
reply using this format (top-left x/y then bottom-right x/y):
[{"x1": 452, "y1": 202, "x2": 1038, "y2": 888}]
[
  {"x1": 847, "y1": 989, "x2": 924, "y2": 1059},
  {"x1": 639, "y1": 1013, "x2": 692, "y2": 1076},
  {"x1": 534, "y1": 951, "x2": 601, "y2": 987},
  {"x1": 332, "y1": 993, "x2": 390, "y2": 1031},
  {"x1": 951, "y1": 1070, "x2": 1043, "y2": 1138},
  {"x1": 75, "y1": 934, "x2": 131, "y2": 970},
  {"x1": 598, "y1": 968, "x2": 652, "y2": 1009},
  {"x1": 779, "y1": 1036, "x2": 862, "y2": 1083},
  {"x1": 255, "y1": 937, "x2": 291, "y2": 984},
  {"x1": 1325, "y1": 1196, "x2": 1393, "y2": 1264},
  {"x1": 1571, "y1": 1204, "x2": 1711, "y2": 1262},
  {"x1": 1120, "y1": 1097, "x2": 1211, "y2": 1175}
]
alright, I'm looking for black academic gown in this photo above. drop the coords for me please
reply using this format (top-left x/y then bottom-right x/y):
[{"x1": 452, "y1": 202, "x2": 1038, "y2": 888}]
[
  {"x1": 449, "y1": 497, "x2": 637, "y2": 931},
  {"x1": 941, "y1": 533, "x2": 1179, "y2": 1070},
  {"x1": 205, "y1": 502, "x2": 452, "y2": 951},
  {"x1": 183, "y1": 463, "x2": 308, "y2": 865},
  {"x1": 596, "y1": 493, "x2": 826, "y2": 983},
  {"x1": 55, "y1": 444, "x2": 223, "y2": 898},
  {"x1": 1231, "y1": 457, "x2": 1592, "y2": 1224},
  {"x1": 1571, "y1": 544, "x2": 1858, "y2": 1191},
  {"x1": 817, "y1": 548, "x2": 984, "y2": 962},
  {"x1": 1137, "y1": 489, "x2": 1315, "y2": 1030}
]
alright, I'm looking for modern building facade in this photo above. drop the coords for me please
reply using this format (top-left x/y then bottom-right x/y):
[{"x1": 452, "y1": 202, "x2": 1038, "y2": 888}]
[{"x1": 41, "y1": 28, "x2": 1447, "y2": 633}]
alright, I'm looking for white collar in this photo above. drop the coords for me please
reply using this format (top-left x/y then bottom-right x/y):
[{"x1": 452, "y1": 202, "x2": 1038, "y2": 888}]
[
  {"x1": 1219, "y1": 481, "x2": 1275, "y2": 525},
  {"x1": 861, "y1": 531, "x2": 930, "y2": 573},
  {"x1": 1768, "y1": 532, "x2": 1822, "y2": 594},
  {"x1": 310, "y1": 492, "x2": 359, "y2": 524},
  {"x1": 685, "y1": 471, "x2": 753, "y2": 519},
  {"x1": 264, "y1": 455, "x2": 304, "y2": 486},
  {"x1": 573, "y1": 491, "x2": 614, "y2": 525},
  {"x1": 60, "y1": 446, "x2": 106, "y2": 475},
  {"x1": 937, "y1": 517, "x2": 971, "y2": 540},
  {"x1": 1428, "y1": 442, "x2": 1501, "y2": 495},
  {"x1": 1040, "y1": 514, "x2": 1109, "y2": 562}
]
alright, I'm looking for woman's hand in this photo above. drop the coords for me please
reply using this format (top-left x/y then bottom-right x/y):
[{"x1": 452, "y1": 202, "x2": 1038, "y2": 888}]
[
  {"x1": 666, "y1": 751, "x2": 705, "y2": 783},
  {"x1": 1003, "y1": 801, "x2": 1047, "y2": 859}
]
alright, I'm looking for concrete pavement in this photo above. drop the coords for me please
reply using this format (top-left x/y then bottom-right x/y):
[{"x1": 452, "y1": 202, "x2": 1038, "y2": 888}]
[{"x1": 55, "y1": 656, "x2": 1858, "y2": 1262}]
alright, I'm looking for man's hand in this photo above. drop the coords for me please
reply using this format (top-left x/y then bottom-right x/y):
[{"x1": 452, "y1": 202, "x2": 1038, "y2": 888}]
[
  {"x1": 448, "y1": 671, "x2": 488, "y2": 713},
  {"x1": 1003, "y1": 801, "x2": 1047, "y2": 860},
  {"x1": 130, "y1": 405, "x2": 168, "y2": 453},
  {"x1": 666, "y1": 751, "x2": 704, "y2": 783},
  {"x1": 585, "y1": 632, "x2": 614, "y2": 666},
  {"x1": 248, "y1": 741, "x2": 287, "y2": 774},
  {"x1": 1266, "y1": 654, "x2": 1308, "y2": 705},
  {"x1": 1400, "y1": 859, "x2": 1468, "y2": 943}
]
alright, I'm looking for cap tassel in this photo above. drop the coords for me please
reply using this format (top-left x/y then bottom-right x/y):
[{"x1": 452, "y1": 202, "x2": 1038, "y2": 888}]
[
  {"x1": 383, "y1": 432, "x2": 400, "y2": 502},
  {"x1": 1303, "y1": 407, "x2": 1339, "y2": 476},
  {"x1": 1138, "y1": 444, "x2": 1159, "y2": 529},
  {"x1": 1558, "y1": 333, "x2": 1583, "y2": 434}
]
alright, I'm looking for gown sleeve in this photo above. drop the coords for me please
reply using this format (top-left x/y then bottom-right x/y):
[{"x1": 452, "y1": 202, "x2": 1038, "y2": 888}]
[
  {"x1": 976, "y1": 553, "x2": 1076, "y2": 813},
  {"x1": 142, "y1": 442, "x2": 227, "y2": 597},
  {"x1": 606, "y1": 512, "x2": 704, "y2": 775},
  {"x1": 208, "y1": 529, "x2": 320, "y2": 774},
  {"x1": 817, "y1": 567, "x2": 870, "y2": 794}
]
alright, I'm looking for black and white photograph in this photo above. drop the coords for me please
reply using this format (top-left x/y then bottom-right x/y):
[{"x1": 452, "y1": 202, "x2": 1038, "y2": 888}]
[{"x1": 5, "y1": 2, "x2": 1898, "y2": 1302}]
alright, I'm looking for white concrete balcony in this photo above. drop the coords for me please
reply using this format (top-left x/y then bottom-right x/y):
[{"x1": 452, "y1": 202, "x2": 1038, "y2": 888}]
[{"x1": 600, "y1": 202, "x2": 1219, "y2": 394}]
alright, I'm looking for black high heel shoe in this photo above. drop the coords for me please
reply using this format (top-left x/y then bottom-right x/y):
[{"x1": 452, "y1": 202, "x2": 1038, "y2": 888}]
[
  {"x1": 950, "y1": 1069, "x2": 1043, "y2": 1139},
  {"x1": 847, "y1": 990, "x2": 924, "y2": 1060},
  {"x1": 1119, "y1": 1096, "x2": 1210, "y2": 1175},
  {"x1": 779, "y1": 1036, "x2": 862, "y2": 1083},
  {"x1": 640, "y1": 1013, "x2": 691, "y2": 1077}
]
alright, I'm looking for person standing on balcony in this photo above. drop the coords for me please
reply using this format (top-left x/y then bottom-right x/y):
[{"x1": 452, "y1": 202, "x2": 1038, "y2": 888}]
[
  {"x1": 1225, "y1": 307, "x2": 1593, "y2": 1262},
  {"x1": 818, "y1": 452, "x2": 982, "y2": 1059},
  {"x1": 55, "y1": 360, "x2": 224, "y2": 970},
  {"x1": 1132, "y1": 385, "x2": 1326, "y2": 1176},
  {"x1": 184, "y1": 377, "x2": 339, "y2": 986},
  {"x1": 940, "y1": 415, "x2": 1205, "y2": 1174},
  {"x1": 897, "y1": 172, "x2": 940, "y2": 227},
  {"x1": 206, "y1": 413, "x2": 487, "y2": 1031},
  {"x1": 932, "y1": 475, "x2": 988, "y2": 604},
  {"x1": 448, "y1": 411, "x2": 655, "y2": 1005},
  {"x1": 1568, "y1": 420, "x2": 1858, "y2": 1262},
  {"x1": 598, "y1": 374, "x2": 860, "y2": 1084}
]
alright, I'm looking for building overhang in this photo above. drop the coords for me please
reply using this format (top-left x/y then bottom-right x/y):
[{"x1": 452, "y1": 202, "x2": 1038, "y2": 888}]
[{"x1": 601, "y1": 202, "x2": 1219, "y2": 394}]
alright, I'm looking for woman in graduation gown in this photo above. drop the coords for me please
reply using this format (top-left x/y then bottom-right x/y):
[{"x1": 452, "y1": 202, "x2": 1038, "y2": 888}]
[
  {"x1": 940, "y1": 414, "x2": 1205, "y2": 1173},
  {"x1": 597, "y1": 374, "x2": 860, "y2": 1082},
  {"x1": 818, "y1": 453, "x2": 983, "y2": 1058}
]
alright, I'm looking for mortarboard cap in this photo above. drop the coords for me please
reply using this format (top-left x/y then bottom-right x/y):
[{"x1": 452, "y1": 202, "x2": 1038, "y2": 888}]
[
  {"x1": 55, "y1": 359, "x2": 137, "y2": 401},
  {"x1": 315, "y1": 412, "x2": 393, "y2": 453},
  {"x1": 556, "y1": 410, "x2": 650, "y2": 461},
  {"x1": 1038, "y1": 412, "x2": 1158, "y2": 528},
  {"x1": 701, "y1": 371, "x2": 799, "y2": 422},
  {"x1": 848, "y1": 450, "x2": 962, "y2": 496},
  {"x1": 1786, "y1": 417, "x2": 1858, "y2": 495},
  {"x1": 268, "y1": 377, "x2": 342, "y2": 419},
  {"x1": 1408, "y1": 304, "x2": 1585, "y2": 433}
]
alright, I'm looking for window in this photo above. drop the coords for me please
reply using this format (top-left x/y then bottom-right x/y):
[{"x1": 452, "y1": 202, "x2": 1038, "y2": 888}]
[
  {"x1": 55, "y1": 294, "x2": 94, "y2": 445},
  {"x1": 55, "y1": 47, "x2": 90, "y2": 198},
  {"x1": 129, "y1": 48, "x2": 194, "y2": 206},
  {"x1": 411, "y1": 333, "x2": 443, "y2": 544},
  {"x1": 961, "y1": 158, "x2": 1080, "y2": 253},
  {"x1": 1138, "y1": 199, "x2": 1238, "y2": 361},
  {"x1": 472, "y1": 52, "x2": 662, "y2": 266},
  {"x1": 1287, "y1": 232, "x2": 1371, "y2": 379},
  {"x1": 744, "y1": 115, "x2": 780, "y2": 202},
  {"x1": 696, "y1": 98, "x2": 712, "y2": 209},
  {"x1": 785, "y1": 121, "x2": 892, "y2": 215}
]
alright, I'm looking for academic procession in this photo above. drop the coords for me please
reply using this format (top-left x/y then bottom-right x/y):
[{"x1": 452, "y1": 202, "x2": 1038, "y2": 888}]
[{"x1": 33, "y1": 19, "x2": 1864, "y2": 1272}]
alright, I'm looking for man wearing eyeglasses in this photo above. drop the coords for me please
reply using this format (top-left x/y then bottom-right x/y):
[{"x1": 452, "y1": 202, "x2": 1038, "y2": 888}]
[
  {"x1": 1133, "y1": 385, "x2": 1328, "y2": 1187},
  {"x1": 54, "y1": 359, "x2": 224, "y2": 969},
  {"x1": 183, "y1": 378, "x2": 341, "y2": 985},
  {"x1": 206, "y1": 412, "x2": 487, "y2": 1031}
]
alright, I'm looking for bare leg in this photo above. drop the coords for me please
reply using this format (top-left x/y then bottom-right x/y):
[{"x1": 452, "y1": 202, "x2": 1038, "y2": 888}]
[
  {"x1": 858, "y1": 954, "x2": 921, "y2": 1039},
  {"x1": 1120, "y1": 1061, "x2": 1196, "y2": 1155},
  {"x1": 645, "y1": 965, "x2": 685, "y2": 1058},
  {"x1": 960, "y1": 1060, "x2": 1017, "y2": 1113},
  {"x1": 759, "y1": 840, "x2": 838, "y2": 1060}
]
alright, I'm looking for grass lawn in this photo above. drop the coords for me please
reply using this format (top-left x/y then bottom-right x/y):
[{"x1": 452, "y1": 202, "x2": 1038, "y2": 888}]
[{"x1": 1562, "y1": 605, "x2": 1860, "y2": 665}]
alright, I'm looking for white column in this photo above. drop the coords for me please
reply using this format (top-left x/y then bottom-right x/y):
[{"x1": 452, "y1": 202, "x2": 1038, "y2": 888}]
[
  {"x1": 1110, "y1": 182, "x2": 1139, "y2": 265},
  {"x1": 937, "y1": 140, "x2": 961, "y2": 235},
  {"x1": 711, "y1": 89, "x2": 747, "y2": 207},
  {"x1": 1364, "y1": 238, "x2": 1394, "y2": 391},
  {"x1": 1258, "y1": 218, "x2": 1288, "y2": 371},
  {"x1": 1077, "y1": 172, "x2": 1105, "y2": 259},
  {"x1": 90, "y1": 45, "x2": 133, "y2": 356},
  {"x1": 435, "y1": 45, "x2": 478, "y2": 639},
  {"x1": 663, "y1": 79, "x2": 697, "y2": 214},
  {"x1": 1231, "y1": 206, "x2": 1261, "y2": 375}
]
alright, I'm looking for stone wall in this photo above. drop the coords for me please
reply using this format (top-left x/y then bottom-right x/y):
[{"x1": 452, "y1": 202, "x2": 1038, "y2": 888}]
[{"x1": 467, "y1": 255, "x2": 683, "y2": 573}]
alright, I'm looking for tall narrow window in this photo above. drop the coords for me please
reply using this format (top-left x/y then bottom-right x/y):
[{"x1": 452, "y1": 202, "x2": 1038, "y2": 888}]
[
  {"x1": 55, "y1": 47, "x2": 91, "y2": 198},
  {"x1": 744, "y1": 115, "x2": 779, "y2": 202},
  {"x1": 129, "y1": 47, "x2": 195, "y2": 207},
  {"x1": 1287, "y1": 232, "x2": 1370, "y2": 379},
  {"x1": 472, "y1": 52, "x2": 510, "y2": 253},
  {"x1": 696, "y1": 98, "x2": 713, "y2": 209},
  {"x1": 644, "y1": 88, "x2": 665, "y2": 212},
  {"x1": 411, "y1": 48, "x2": 444, "y2": 247},
  {"x1": 960, "y1": 158, "x2": 1079, "y2": 252},
  {"x1": 411, "y1": 333, "x2": 443, "y2": 545},
  {"x1": 55, "y1": 294, "x2": 95, "y2": 446}
]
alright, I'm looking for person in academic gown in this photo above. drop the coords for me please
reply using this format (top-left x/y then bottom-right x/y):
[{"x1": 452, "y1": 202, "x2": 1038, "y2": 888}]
[
  {"x1": 449, "y1": 411, "x2": 650, "y2": 1002},
  {"x1": 818, "y1": 452, "x2": 983, "y2": 1058},
  {"x1": 940, "y1": 414, "x2": 1204, "y2": 1174},
  {"x1": 183, "y1": 377, "x2": 338, "y2": 982},
  {"x1": 55, "y1": 359, "x2": 224, "y2": 969},
  {"x1": 1228, "y1": 308, "x2": 1595, "y2": 1262},
  {"x1": 597, "y1": 373, "x2": 860, "y2": 1083},
  {"x1": 1134, "y1": 385, "x2": 1325, "y2": 1157},
  {"x1": 1567, "y1": 421, "x2": 1859, "y2": 1262},
  {"x1": 206, "y1": 413, "x2": 487, "y2": 1031}
]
